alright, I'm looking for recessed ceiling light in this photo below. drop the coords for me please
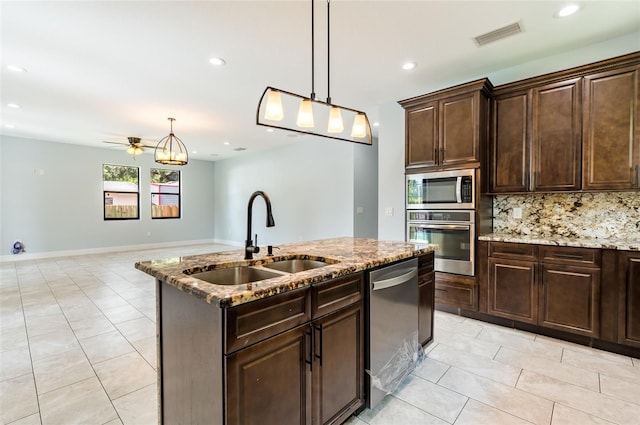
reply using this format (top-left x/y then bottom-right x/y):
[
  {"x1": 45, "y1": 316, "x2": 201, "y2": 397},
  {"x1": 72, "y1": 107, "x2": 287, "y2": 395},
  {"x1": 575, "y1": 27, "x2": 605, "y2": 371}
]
[
  {"x1": 223, "y1": 141, "x2": 230, "y2": 145},
  {"x1": 373, "y1": 122, "x2": 380, "y2": 127},
  {"x1": 556, "y1": 4, "x2": 580, "y2": 17},
  {"x1": 192, "y1": 150, "x2": 198, "y2": 154},
  {"x1": 7, "y1": 103, "x2": 21, "y2": 108},
  {"x1": 4, "y1": 123, "x2": 16, "y2": 128},
  {"x1": 402, "y1": 62, "x2": 417, "y2": 71},
  {"x1": 266, "y1": 128, "x2": 274, "y2": 132},
  {"x1": 7, "y1": 65, "x2": 27, "y2": 73},
  {"x1": 209, "y1": 57, "x2": 226, "y2": 66}
]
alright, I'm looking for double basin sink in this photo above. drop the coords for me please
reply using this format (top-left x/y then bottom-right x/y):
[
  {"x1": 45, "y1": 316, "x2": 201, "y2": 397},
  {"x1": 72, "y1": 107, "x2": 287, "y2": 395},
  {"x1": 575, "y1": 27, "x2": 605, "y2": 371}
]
[{"x1": 184, "y1": 257, "x2": 336, "y2": 286}]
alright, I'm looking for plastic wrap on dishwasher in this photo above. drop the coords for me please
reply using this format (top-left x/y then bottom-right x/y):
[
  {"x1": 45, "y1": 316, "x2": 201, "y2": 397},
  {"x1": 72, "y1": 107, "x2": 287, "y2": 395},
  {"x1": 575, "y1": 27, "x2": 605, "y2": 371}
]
[{"x1": 366, "y1": 331, "x2": 424, "y2": 395}]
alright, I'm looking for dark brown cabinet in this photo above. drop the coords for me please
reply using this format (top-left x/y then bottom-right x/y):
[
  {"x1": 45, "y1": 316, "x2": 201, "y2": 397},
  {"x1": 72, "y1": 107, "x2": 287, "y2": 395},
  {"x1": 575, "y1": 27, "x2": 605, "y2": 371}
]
[
  {"x1": 490, "y1": 78, "x2": 581, "y2": 193},
  {"x1": 400, "y1": 79, "x2": 492, "y2": 170},
  {"x1": 617, "y1": 251, "x2": 640, "y2": 348},
  {"x1": 583, "y1": 65, "x2": 640, "y2": 190},
  {"x1": 225, "y1": 273, "x2": 364, "y2": 425},
  {"x1": 226, "y1": 325, "x2": 311, "y2": 425},
  {"x1": 486, "y1": 242, "x2": 601, "y2": 337},
  {"x1": 418, "y1": 252, "x2": 435, "y2": 346}
]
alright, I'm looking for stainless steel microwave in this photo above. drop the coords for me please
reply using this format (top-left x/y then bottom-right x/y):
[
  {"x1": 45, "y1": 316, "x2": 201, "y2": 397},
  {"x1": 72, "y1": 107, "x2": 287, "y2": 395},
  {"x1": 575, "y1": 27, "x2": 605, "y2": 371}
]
[{"x1": 406, "y1": 168, "x2": 475, "y2": 209}]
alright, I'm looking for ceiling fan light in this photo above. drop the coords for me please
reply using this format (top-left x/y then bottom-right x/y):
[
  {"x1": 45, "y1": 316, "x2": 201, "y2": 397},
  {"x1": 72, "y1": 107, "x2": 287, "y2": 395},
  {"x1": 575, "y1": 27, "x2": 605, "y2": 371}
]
[
  {"x1": 264, "y1": 89, "x2": 284, "y2": 121},
  {"x1": 351, "y1": 113, "x2": 368, "y2": 138},
  {"x1": 296, "y1": 98, "x2": 314, "y2": 128},
  {"x1": 327, "y1": 106, "x2": 344, "y2": 133}
]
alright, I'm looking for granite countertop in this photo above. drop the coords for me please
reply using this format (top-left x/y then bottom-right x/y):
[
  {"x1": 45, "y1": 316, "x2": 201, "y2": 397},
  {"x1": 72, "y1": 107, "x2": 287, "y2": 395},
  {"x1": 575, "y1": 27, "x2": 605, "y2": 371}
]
[
  {"x1": 478, "y1": 233, "x2": 640, "y2": 251},
  {"x1": 135, "y1": 237, "x2": 437, "y2": 308}
]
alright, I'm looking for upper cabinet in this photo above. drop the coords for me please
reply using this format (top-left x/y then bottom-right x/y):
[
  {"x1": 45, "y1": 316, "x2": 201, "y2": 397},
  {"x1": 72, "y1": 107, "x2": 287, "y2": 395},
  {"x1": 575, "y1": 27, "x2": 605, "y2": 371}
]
[
  {"x1": 583, "y1": 65, "x2": 640, "y2": 190},
  {"x1": 400, "y1": 79, "x2": 492, "y2": 171},
  {"x1": 491, "y1": 78, "x2": 582, "y2": 193},
  {"x1": 489, "y1": 52, "x2": 640, "y2": 194}
]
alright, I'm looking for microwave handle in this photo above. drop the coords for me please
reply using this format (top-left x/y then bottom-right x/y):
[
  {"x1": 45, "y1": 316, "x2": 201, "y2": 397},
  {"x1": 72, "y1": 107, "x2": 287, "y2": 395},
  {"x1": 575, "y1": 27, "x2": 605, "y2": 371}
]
[{"x1": 456, "y1": 177, "x2": 462, "y2": 203}]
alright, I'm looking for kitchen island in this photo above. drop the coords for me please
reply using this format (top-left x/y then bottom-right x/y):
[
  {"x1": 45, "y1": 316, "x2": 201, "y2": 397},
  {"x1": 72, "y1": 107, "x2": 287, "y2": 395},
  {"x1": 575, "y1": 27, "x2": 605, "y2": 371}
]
[{"x1": 135, "y1": 237, "x2": 437, "y2": 425}]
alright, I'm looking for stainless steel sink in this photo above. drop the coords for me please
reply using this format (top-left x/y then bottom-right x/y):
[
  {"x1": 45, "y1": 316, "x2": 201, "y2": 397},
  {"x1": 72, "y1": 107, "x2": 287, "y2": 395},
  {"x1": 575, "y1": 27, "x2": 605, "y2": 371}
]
[
  {"x1": 190, "y1": 266, "x2": 283, "y2": 285},
  {"x1": 263, "y1": 259, "x2": 330, "y2": 273}
]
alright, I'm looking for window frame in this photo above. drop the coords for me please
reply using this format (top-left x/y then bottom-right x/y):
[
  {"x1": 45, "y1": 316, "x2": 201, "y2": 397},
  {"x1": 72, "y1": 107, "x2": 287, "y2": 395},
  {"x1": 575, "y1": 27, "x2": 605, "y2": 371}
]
[
  {"x1": 150, "y1": 168, "x2": 181, "y2": 220},
  {"x1": 102, "y1": 164, "x2": 140, "y2": 221}
]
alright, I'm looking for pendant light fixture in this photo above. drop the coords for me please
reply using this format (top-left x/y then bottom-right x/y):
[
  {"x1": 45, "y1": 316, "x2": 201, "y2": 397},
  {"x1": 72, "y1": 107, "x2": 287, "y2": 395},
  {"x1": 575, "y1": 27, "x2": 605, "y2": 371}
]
[
  {"x1": 256, "y1": 0, "x2": 372, "y2": 145},
  {"x1": 154, "y1": 117, "x2": 188, "y2": 166}
]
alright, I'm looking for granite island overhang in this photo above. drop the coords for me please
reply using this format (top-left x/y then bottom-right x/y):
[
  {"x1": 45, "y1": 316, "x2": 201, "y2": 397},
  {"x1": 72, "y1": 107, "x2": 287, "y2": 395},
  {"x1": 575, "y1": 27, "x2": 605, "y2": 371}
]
[{"x1": 135, "y1": 236, "x2": 438, "y2": 307}]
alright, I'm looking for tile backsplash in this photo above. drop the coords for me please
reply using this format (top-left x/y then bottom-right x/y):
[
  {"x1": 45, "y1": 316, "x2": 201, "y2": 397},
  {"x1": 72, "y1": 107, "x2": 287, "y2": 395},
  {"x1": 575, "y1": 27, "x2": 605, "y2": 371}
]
[{"x1": 493, "y1": 192, "x2": 639, "y2": 239}]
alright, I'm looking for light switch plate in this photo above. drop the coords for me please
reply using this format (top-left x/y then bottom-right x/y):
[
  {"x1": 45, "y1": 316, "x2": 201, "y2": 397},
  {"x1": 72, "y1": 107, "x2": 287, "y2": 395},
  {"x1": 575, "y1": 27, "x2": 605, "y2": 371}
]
[{"x1": 384, "y1": 207, "x2": 394, "y2": 217}]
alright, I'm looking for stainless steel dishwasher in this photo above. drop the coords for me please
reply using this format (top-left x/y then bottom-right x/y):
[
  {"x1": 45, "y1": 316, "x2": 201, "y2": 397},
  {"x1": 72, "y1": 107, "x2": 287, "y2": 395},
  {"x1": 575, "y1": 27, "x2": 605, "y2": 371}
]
[{"x1": 366, "y1": 257, "x2": 420, "y2": 409}]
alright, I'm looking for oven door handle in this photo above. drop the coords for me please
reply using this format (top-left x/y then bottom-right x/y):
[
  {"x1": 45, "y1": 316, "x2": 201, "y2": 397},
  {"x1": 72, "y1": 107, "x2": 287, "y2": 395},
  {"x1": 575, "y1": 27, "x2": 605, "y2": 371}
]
[{"x1": 414, "y1": 224, "x2": 470, "y2": 231}]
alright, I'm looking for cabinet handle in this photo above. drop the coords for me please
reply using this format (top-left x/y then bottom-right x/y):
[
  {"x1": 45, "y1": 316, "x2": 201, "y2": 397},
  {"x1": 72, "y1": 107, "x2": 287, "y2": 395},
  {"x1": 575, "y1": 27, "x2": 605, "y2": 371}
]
[
  {"x1": 440, "y1": 147, "x2": 444, "y2": 164},
  {"x1": 635, "y1": 164, "x2": 639, "y2": 188},
  {"x1": 314, "y1": 324, "x2": 323, "y2": 366},
  {"x1": 550, "y1": 253, "x2": 584, "y2": 260},
  {"x1": 305, "y1": 325, "x2": 313, "y2": 371}
]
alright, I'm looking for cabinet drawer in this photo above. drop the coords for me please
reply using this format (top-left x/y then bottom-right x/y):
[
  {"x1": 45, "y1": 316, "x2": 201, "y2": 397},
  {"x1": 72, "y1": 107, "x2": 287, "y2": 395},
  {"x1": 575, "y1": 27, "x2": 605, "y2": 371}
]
[
  {"x1": 540, "y1": 246, "x2": 601, "y2": 267},
  {"x1": 225, "y1": 288, "x2": 310, "y2": 354},
  {"x1": 312, "y1": 273, "x2": 363, "y2": 319},
  {"x1": 435, "y1": 281, "x2": 477, "y2": 310},
  {"x1": 419, "y1": 252, "x2": 435, "y2": 276},
  {"x1": 489, "y1": 242, "x2": 537, "y2": 260}
]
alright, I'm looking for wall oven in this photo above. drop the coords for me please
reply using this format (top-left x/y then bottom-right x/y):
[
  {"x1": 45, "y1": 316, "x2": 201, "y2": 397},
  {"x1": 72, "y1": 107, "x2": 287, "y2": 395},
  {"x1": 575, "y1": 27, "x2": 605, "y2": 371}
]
[
  {"x1": 406, "y1": 168, "x2": 475, "y2": 210},
  {"x1": 407, "y1": 210, "x2": 475, "y2": 276}
]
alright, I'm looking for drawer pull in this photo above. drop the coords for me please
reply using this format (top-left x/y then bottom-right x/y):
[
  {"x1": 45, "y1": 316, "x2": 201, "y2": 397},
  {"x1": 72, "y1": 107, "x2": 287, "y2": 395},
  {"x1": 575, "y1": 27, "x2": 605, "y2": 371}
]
[
  {"x1": 550, "y1": 253, "x2": 585, "y2": 260},
  {"x1": 435, "y1": 288, "x2": 449, "y2": 293}
]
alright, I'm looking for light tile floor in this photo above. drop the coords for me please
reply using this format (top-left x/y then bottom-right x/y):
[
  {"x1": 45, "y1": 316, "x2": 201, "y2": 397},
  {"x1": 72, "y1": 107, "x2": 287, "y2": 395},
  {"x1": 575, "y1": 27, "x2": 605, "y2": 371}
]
[{"x1": 1, "y1": 244, "x2": 639, "y2": 425}]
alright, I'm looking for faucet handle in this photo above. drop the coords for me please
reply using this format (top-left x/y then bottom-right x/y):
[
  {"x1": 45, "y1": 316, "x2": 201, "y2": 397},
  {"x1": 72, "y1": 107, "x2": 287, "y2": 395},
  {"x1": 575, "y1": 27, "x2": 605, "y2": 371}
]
[{"x1": 253, "y1": 234, "x2": 260, "y2": 254}]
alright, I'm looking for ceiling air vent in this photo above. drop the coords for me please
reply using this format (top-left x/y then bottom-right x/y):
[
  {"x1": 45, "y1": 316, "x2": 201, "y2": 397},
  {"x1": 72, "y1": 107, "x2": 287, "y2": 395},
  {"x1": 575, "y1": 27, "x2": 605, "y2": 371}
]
[{"x1": 473, "y1": 22, "x2": 522, "y2": 47}]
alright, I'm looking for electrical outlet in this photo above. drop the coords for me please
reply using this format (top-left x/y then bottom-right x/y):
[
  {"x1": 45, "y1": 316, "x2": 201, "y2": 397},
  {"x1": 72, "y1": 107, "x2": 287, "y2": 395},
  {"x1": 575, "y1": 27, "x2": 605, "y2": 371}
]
[
  {"x1": 356, "y1": 207, "x2": 364, "y2": 214},
  {"x1": 384, "y1": 207, "x2": 394, "y2": 217},
  {"x1": 513, "y1": 207, "x2": 523, "y2": 219}
]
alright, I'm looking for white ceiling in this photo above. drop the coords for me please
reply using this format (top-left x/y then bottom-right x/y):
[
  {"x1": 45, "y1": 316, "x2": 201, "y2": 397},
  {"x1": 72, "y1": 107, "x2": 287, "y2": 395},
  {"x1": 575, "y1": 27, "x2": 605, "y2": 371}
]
[{"x1": 2, "y1": 1, "x2": 639, "y2": 161}]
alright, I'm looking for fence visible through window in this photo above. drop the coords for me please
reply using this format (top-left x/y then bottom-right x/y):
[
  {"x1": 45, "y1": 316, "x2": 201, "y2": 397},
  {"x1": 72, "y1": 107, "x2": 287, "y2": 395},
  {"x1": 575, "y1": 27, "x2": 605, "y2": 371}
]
[{"x1": 151, "y1": 168, "x2": 181, "y2": 219}]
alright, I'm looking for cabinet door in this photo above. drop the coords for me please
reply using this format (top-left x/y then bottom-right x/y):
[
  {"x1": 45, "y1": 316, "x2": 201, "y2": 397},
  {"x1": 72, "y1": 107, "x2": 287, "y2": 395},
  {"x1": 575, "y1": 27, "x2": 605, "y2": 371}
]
[
  {"x1": 491, "y1": 91, "x2": 531, "y2": 193},
  {"x1": 406, "y1": 102, "x2": 438, "y2": 168},
  {"x1": 312, "y1": 303, "x2": 364, "y2": 425},
  {"x1": 488, "y1": 257, "x2": 537, "y2": 323},
  {"x1": 539, "y1": 264, "x2": 600, "y2": 337},
  {"x1": 618, "y1": 252, "x2": 640, "y2": 348},
  {"x1": 418, "y1": 271, "x2": 435, "y2": 346},
  {"x1": 583, "y1": 65, "x2": 640, "y2": 190},
  {"x1": 226, "y1": 325, "x2": 310, "y2": 425},
  {"x1": 440, "y1": 92, "x2": 479, "y2": 166},
  {"x1": 532, "y1": 79, "x2": 582, "y2": 191}
]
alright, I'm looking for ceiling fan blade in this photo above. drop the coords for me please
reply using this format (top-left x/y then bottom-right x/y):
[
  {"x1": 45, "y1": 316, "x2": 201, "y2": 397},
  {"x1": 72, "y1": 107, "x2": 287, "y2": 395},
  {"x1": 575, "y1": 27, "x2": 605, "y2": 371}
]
[{"x1": 102, "y1": 140, "x2": 128, "y2": 146}]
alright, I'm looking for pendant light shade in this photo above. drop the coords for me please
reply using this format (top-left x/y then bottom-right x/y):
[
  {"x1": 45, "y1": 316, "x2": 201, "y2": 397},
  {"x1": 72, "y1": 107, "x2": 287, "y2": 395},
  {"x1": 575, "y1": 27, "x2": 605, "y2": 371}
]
[
  {"x1": 296, "y1": 98, "x2": 315, "y2": 128},
  {"x1": 327, "y1": 106, "x2": 344, "y2": 133},
  {"x1": 351, "y1": 113, "x2": 368, "y2": 138},
  {"x1": 154, "y1": 118, "x2": 188, "y2": 166},
  {"x1": 264, "y1": 89, "x2": 284, "y2": 121}
]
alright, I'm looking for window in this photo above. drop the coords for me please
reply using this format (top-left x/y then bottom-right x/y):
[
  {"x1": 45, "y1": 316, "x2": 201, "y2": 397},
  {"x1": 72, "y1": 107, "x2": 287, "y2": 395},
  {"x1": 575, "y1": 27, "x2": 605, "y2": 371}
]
[
  {"x1": 103, "y1": 164, "x2": 139, "y2": 220},
  {"x1": 151, "y1": 168, "x2": 181, "y2": 219}
]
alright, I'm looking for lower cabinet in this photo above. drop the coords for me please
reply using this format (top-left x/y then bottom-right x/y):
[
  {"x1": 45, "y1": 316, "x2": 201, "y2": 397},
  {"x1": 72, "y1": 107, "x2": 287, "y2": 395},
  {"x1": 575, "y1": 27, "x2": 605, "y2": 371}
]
[
  {"x1": 618, "y1": 251, "x2": 640, "y2": 348},
  {"x1": 225, "y1": 273, "x2": 364, "y2": 425},
  {"x1": 487, "y1": 242, "x2": 601, "y2": 338},
  {"x1": 226, "y1": 325, "x2": 311, "y2": 425}
]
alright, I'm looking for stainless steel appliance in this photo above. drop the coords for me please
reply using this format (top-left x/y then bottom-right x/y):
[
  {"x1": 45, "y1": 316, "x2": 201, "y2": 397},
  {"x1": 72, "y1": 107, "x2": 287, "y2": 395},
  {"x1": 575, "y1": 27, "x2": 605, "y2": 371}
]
[
  {"x1": 407, "y1": 210, "x2": 475, "y2": 276},
  {"x1": 366, "y1": 258, "x2": 419, "y2": 409},
  {"x1": 406, "y1": 168, "x2": 475, "y2": 210}
]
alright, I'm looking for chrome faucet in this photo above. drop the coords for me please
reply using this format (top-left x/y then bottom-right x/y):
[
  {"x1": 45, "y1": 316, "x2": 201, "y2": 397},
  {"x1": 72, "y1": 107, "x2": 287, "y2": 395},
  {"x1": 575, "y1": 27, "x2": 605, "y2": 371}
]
[{"x1": 245, "y1": 191, "x2": 275, "y2": 260}]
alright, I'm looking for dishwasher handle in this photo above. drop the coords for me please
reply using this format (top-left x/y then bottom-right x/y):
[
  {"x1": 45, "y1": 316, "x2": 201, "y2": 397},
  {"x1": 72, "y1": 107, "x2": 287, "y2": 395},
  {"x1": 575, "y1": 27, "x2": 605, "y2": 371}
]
[{"x1": 372, "y1": 267, "x2": 418, "y2": 291}]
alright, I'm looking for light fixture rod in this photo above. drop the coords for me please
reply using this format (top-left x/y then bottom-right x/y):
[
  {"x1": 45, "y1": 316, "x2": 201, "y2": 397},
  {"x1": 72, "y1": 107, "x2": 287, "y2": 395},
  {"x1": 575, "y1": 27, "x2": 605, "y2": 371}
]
[
  {"x1": 327, "y1": 0, "x2": 331, "y2": 104},
  {"x1": 310, "y1": 0, "x2": 316, "y2": 100}
]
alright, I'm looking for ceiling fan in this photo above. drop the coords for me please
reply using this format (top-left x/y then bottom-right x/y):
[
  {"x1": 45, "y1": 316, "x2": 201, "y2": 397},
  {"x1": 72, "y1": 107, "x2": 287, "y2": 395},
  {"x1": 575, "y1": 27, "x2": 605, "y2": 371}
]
[{"x1": 102, "y1": 136, "x2": 156, "y2": 156}]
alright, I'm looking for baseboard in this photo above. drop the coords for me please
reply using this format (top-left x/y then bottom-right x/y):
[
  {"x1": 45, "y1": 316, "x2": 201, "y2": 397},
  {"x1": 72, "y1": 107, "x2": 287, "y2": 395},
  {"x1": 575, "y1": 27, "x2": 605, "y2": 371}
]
[{"x1": 1, "y1": 238, "x2": 223, "y2": 262}]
